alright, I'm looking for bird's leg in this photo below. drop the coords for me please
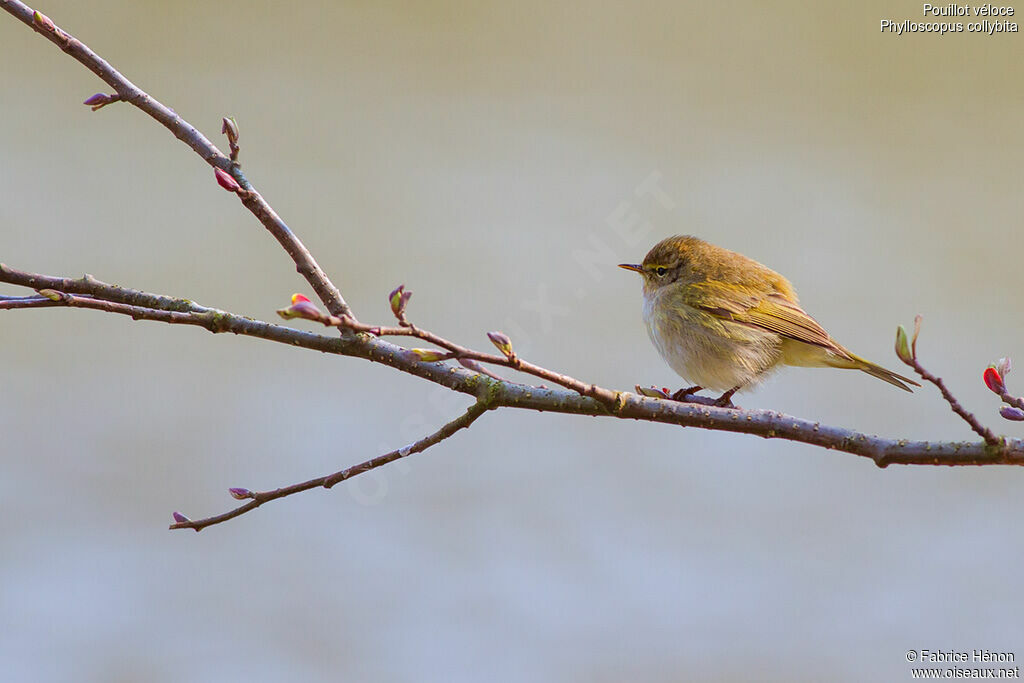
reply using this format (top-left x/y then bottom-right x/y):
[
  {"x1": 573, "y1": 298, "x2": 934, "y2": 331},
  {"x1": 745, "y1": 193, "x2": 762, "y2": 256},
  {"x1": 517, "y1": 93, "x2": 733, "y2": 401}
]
[
  {"x1": 671, "y1": 385, "x2": 703, "y2": 402},
  {"x1": 713, "y1": 386, "x2": 740, "y2": 408}
]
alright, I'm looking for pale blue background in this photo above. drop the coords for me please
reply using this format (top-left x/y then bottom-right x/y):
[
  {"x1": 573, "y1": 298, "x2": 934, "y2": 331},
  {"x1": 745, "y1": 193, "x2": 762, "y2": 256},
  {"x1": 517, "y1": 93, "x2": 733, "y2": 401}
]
[{"x1": 2, "y1": 2, "x2": 1023, "y2": 681}]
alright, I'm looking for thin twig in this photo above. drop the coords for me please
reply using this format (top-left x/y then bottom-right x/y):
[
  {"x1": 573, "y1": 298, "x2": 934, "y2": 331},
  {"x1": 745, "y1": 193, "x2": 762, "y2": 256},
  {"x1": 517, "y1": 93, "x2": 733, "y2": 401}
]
[
  {"x1": 14, "y1": 290, "x2": 236, "y2": 330},
  {"x1": 1000, "y1": 393, "x2": 1024, "y2": 412},
  {"x1": 913, "y1": 360, "x2": 999, "y2": 446},
  {"x1": 170, "y1": 400, "x2": 491, "y2": 531},
  {"x1": 897, "y1": 317, "x2": 1001, "y2": 447},
  {"x1": 0, "y1": 0, "x2": 352, "y2": 319},
  {"x1": 337, "y1": 316, "x2": 621, "y2": 406},
  {"x1": 907, "y1": 360, "x2": 1000, "y2": 446},
  {"x1": 0, "y1": 295, "x2": 62, "y2": 310}
]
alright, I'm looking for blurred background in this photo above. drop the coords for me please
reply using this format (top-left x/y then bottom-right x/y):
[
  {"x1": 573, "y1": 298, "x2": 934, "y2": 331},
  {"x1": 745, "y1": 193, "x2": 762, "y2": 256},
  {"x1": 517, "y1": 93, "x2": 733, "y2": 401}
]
[{"x1": 2, "y1": 1, "x2": 1023, "y2": 680}]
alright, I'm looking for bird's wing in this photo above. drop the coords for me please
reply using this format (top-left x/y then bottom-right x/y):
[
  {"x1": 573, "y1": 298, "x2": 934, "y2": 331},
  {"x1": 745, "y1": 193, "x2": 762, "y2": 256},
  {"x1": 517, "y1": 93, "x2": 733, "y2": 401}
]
[{"x1": 686, "y1": 281, "x2": 841, "y2": 353}]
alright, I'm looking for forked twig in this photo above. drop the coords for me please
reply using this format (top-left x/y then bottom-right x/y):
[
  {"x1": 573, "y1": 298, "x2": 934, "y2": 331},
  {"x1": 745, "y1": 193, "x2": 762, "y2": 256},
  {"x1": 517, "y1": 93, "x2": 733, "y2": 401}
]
[{"x1": 896, "y1": 316, "x2": 1000, "y2": 446}]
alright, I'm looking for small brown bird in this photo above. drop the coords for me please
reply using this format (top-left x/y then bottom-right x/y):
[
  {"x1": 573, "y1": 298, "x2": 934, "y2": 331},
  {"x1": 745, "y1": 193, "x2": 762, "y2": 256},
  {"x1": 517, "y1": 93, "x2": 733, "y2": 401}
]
[{"x1": 619, "y1": 235, "x2": 919, "y2": 406}]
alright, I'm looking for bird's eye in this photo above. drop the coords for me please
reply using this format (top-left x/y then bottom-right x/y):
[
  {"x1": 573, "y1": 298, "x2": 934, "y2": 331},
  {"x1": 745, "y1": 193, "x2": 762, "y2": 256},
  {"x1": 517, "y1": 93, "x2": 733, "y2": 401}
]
[{"x1": 654, "y1": 266, "x2": 668, "y2": 276}]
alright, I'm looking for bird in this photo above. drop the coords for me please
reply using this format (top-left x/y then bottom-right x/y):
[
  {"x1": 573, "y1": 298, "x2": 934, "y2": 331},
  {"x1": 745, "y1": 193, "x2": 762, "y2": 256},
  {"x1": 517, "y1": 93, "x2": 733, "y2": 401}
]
[{"x1": 618, "y1": 235, "x2": 919, "y2": 407}]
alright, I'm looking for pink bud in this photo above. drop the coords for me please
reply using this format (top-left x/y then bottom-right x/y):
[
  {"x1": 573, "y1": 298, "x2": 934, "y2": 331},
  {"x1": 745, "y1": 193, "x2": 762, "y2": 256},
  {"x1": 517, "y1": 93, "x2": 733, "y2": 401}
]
[
  {"x1": 214, "y1": 167, "x2": 241, "y2": 192},
  {"x1": 83, "y1": 93, "x2": 120, "y2": 111},
  {"x1": 172, "y1": 512, "x2": 190, "y2": 524},
  {"x1": 984, "y1": 367, "x2": 1006, "y2": 395},
  {"x1": 1000, "y1": 406, "x2": 1024, "y2": 421},
  {"x1": 228, "y1": 487, "x2": 253, "y2": 500},
  {"x1": 292, "y1": 301, "x2": 322, "y2": 318},
  {"x1": 277, "y1": 295, "x2": 325, "y2": 322}
]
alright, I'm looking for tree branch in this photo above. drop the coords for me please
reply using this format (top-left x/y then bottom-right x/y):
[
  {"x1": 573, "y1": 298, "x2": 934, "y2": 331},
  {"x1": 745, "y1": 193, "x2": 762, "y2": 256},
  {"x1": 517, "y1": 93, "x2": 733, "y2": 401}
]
[
  {"x1": 909, "y1": 359, "x2": 1000, "y2": 446},
  {"x1": 170, "y1": 400, "x2": 491, "y2": 532},
  {"x1": 896, "y1": 316, "x2": 1001, "y2": 446},
  {"x1": 3, "y1": 264, "x2": 1020, "y2": 478},
  {"x1": 0, "y1": 294, "x2": 63, "y2": 310},
  {"x1": 0, "y1": 0, "x2": 352, "y2": 319},
  {"x1": 3, "y1": 2, "x2": 1021, "y2": 535}
]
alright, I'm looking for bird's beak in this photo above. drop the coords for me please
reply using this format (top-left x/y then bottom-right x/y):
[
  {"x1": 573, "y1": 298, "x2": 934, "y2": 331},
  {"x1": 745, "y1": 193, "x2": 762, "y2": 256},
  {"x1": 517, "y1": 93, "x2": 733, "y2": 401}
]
[{"x1": 617, "y1": 263, "x2": 643, "y2": 273}]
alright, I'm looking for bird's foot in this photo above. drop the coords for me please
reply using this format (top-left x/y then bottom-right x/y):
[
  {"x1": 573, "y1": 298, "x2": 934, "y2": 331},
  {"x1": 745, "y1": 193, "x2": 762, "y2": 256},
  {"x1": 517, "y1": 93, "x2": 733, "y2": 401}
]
[
  {"x1": 712, "y1": 387, "x2": 740, "y2": 409},
  {"x1": 670, "y1": 385, "x2": 703, "y2": 402}
]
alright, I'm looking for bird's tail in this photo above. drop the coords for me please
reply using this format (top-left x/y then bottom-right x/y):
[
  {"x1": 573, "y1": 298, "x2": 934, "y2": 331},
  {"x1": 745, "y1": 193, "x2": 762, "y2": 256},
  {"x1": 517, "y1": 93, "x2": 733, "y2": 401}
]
[{"x1": 836, "y1": 351, "x2": 920, "y2": 392}]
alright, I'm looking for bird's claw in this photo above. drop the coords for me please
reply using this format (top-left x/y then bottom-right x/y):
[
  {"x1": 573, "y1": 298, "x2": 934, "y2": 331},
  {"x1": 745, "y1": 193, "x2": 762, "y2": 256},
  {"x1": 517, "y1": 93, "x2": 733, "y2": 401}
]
[
  {"x1": 712, "y1": 387, "x2": 740, "y2": 409},
  {"x1": 670, "y1": 385, "x2": 703, "y2": 402}
]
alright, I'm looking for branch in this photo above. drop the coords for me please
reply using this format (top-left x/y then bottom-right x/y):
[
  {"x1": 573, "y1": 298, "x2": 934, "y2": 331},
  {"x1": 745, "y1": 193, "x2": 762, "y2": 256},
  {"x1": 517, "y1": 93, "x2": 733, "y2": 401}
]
[
  {"x1": 911, "y1": 360, "x2": 1000, "y2": 445},
  {"x1": 283, "y1": 290, "x2": 621, "y2": 405},
  {"x1": 4, "y1": 2, "x2": 1022, "y2": 536},
  {"x1": 0, "y1": 263, "x2": 621, "y2": 407},
  {"x1": 0, "y1": 1, "x2": 351, "y2": 318},
  {"x1": 0, "y1": 294, "x2": 63, "y2": 310},
  {"x1": 170, "y1": 400, "x2": 491, "y2": 532},
  {"x1": 896, "y1": 316, "x2": 1000, "y2": 446},
  {"x1": 4, "y1": 265, "x2": 1021, "y2": 477},
  {"x1": 2, "y1": 0, "x2": 606, "y2": 408}
]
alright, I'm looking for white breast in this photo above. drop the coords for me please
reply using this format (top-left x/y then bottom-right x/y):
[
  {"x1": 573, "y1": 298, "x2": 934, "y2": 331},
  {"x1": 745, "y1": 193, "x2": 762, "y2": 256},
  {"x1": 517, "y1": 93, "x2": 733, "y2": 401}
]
[{"x1": 641, "y1": 292, "x2": 779, "y2": 392}]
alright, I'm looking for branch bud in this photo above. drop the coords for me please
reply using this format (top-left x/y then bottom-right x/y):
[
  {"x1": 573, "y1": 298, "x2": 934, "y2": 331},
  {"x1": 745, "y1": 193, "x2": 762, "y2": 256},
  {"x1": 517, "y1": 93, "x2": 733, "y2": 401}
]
[
  {"x1": 171, "y1": 512, "x2": 190, "y2": 524},
  {"x1": 228, "y1": 487, "x2": 253, "y2": 500},
  {"x1": 999, "y1": 406, "x2": 1024, "y2": 422},
  {"x1": 895, "y1": 325, "x2": 912, "y2": 364},
  {"x1": 33, "y1": 10, "x2": 55, "y2": 31},
  {"x1": 997, "y1": 357, "x2": 1012, "y2": 378},
  {"x1": 635, "y1": 384, "x2": 671, "y2": 399},
  {"x1": 221, "y1": 117, "x2": 239, "y2": 144},
  {"x1": 82, "y1": 93, "x2": 120, "y2": 111},
  {"x1": 406, "y1": 348, "x2": 449, "y2": 362},
  {"x1": 388, "y1": 285, "x2": 412, "y2": 322},
  {"x1": 214, "y1": 167, "x2": 241, "y2": 192},
  {"x1": 983, "y1": 366, "x2": 1006, "y2": 395},
  {"x1": 36, "y1": 289, "x2": 64, "y2": 302},
  {"x1": 277, "y1": 293, "x2": 325, "y2": 322},
  {"x1": 487, "y1": 331, "x2": 516, "y2": 361}
]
